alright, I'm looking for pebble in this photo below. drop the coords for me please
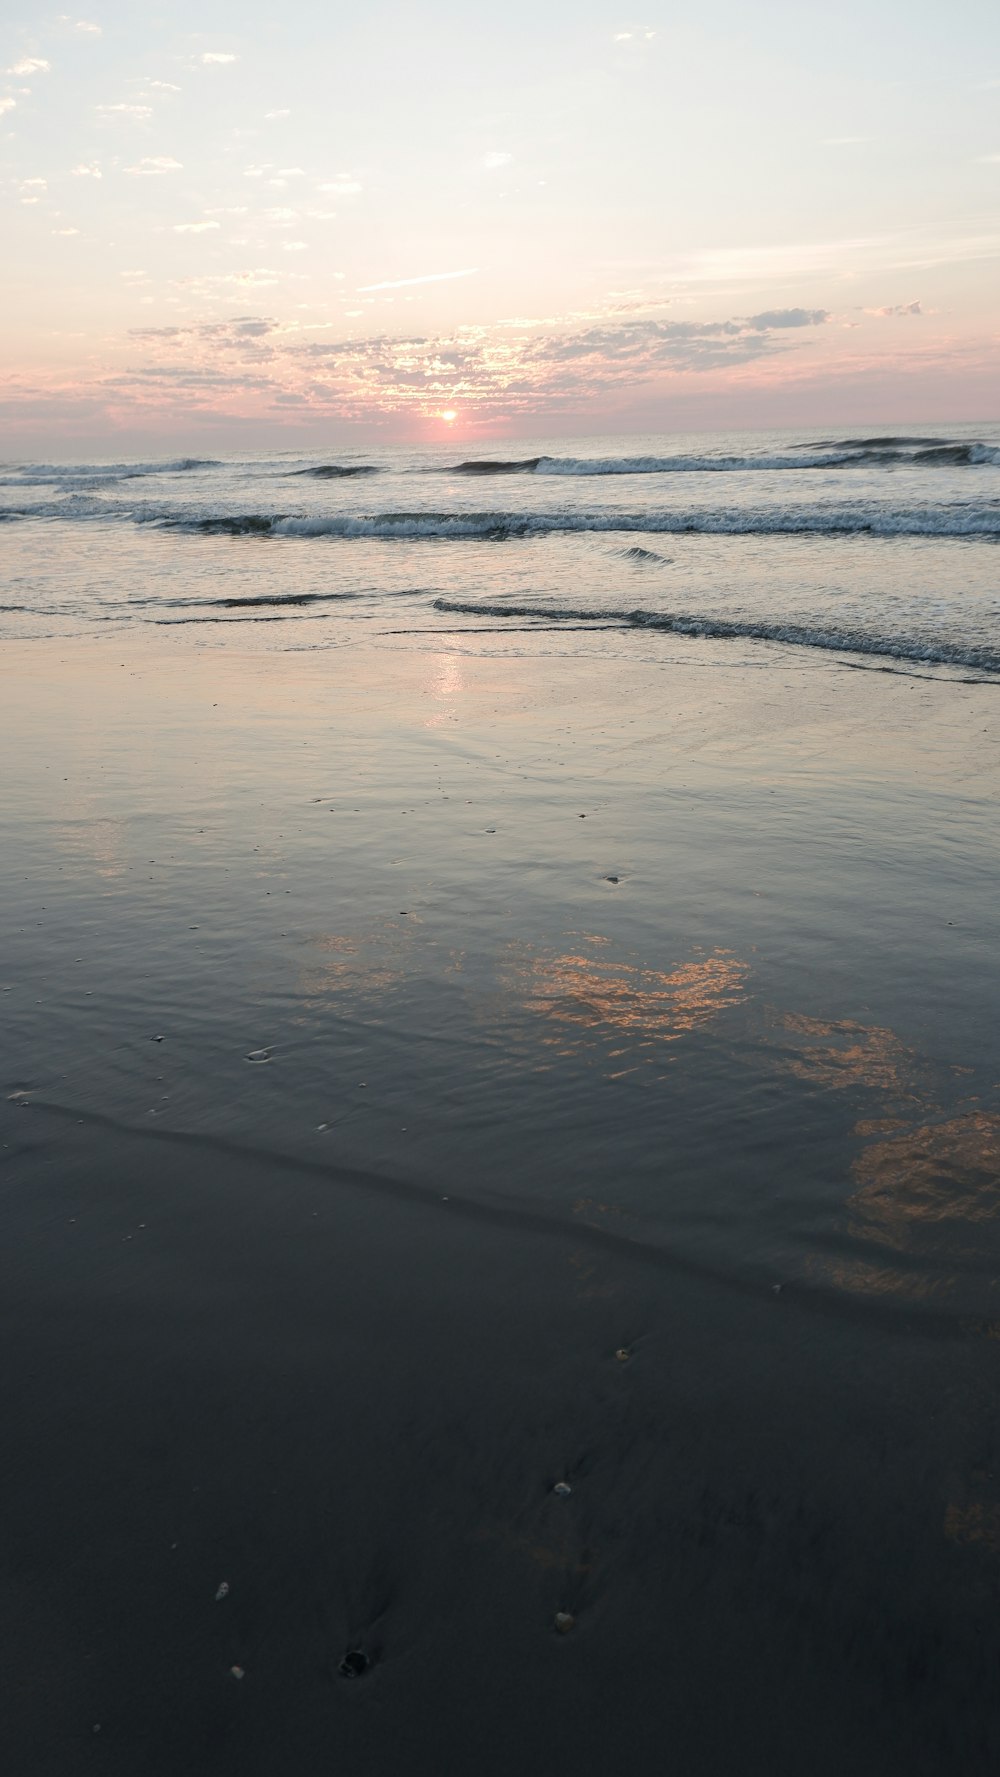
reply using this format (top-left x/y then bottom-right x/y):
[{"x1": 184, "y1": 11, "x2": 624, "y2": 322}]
[
  {"x1": 553, "y1": 1481, "x2": 572, "y2": 1497},
  {"x1": 615, "y1": 1347, "x2": 630, "y2": 1362},
  {"x1": 554, "y1": 1612, "x2": 575, "y2": 1634},
  {"x1": 339, "y1": 1648, "x2": 369, "y2": 1679},
  {"x1": 215, "y1": 1581, "x2": 230, "y2": 1601},
  {"x1": 246, "y1": 1049, "x2": 271, "y2": 1064},
  {"x1": 230, "y1": 1666, "x2": 245, "y2": 1681}
]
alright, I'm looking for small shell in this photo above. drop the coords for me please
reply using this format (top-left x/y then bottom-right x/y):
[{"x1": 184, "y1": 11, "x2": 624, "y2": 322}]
[{"x1": 554, "y1": 1612, "x2": 575, "y2": 1634}]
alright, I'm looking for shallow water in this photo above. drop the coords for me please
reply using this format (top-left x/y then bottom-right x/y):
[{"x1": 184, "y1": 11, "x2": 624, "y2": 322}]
[{"x1": 2, "y1": 453, "x2": 1000, "y2": 1774}]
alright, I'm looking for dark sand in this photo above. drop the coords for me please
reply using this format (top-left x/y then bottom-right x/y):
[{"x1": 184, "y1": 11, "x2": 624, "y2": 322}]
[{"x1": 2, "y1": 636, "x2": 1000, "y2": 1775}]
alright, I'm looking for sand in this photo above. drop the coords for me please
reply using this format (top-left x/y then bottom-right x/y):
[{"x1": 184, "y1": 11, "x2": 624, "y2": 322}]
[{"x1": 2, "y1": 631, "x2": 1000, "y2": 1775}]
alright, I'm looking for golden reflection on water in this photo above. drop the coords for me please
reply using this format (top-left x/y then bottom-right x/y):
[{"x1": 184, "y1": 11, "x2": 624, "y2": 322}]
[
  {"x1": 848, "y1": 1113, "x2": 1000, "y2": 1248},
  {"x1": 775, "y1": 1010, "x2": 919, "y2": 1102},
  {"x1": 297, "y1": 925, "x2": 412, "y2": 1007},
  {"x1": 511, "y1": 944, "x2": 749, "y2": 1073}
]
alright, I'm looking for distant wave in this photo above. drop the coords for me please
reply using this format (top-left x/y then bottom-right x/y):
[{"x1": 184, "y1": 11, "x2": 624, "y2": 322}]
[
  {"x1": 0, "y1": 457, "x2": 220, "y2": 488},
  {"x1": 5, "y1": 500, "x2": 1000, "y2": 540},
  {"x1": 288, "y1": 464, "x2": 381, "y2": 479},
  {"x1": 802, "y1": 436, "x2": 952, "y2": 449},
  {"x1": 448, "y1": 458, "x2": 543, "y2": 474},
  {"x1": 439, "y1": 444, "x2": 1000, "y2": 476},
  {"x1": 432, "y1": 597, "x2": 1000, "y2": 674}
]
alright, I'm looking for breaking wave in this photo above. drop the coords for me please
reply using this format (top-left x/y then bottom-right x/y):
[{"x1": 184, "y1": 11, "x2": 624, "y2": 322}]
[
  {"x1": 219, "y1": 505, "x2": 1000, "y2": 540},
  {"x1": 431, "y1": 598, "x2": 1000, "y2": 673}
]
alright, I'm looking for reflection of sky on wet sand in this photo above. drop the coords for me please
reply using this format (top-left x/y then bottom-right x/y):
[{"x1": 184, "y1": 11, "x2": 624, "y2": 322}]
[
  {"x1": 850, "y1": 1113, "x2": 1000, "y2": 1246},
  {"x1": 293, "y1": 909, "x2": 1000, "y2": 1314},
  {"x1": 769, "y1": 1007, "x2": 1000, "y2": 1307}
]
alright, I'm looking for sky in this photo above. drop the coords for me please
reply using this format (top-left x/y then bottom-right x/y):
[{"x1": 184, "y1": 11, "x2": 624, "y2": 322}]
[{"x1": 2, "y1": 0, "x2": 999, "y2": 451}]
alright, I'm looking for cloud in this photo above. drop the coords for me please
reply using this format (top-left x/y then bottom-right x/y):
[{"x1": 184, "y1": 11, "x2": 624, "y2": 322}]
[
  {"x1": 52, "y1": 226, "x2": 80, "y2": 235},
  {"x1": 276, "y1": 166, "x2": 305, "y2": 177},
  {"x1": 97, "y1": 102, "x2": 153, "y2": 118},
  {"x1": 173, "y1": 220, "x2": 220, "y2": 233},
  {"x1": 742, "y1": 307, "x2": 829, "y2": 329},
  {"x1": 7, "y1": 58, "x2": 50, "y2": 76},
  {"x1": 71, "y1": 161, "x2": 101, "y2": 176},
  {"x1": 483, "y1": 151, "x2": 512, "y2": 170},
  {"x1": 863, "y1": 300, "x2": 922, "y2": 317},
  {"x1": 201, "y1": 52, "x2": 237, "y2": 65},
  {"x1": 19, "y1": 288, "x2": 939, "y2": 434},
  {"x1": 282, "y1": 240, "x2": 308, "y2": 251},
  {"x1": 823, "y1": 136, "x2": 871, "y2": 146},
  {"x1": 125, "y1": 155, "x2": 183, "y2": 174},
  {"x1": 317, "y1": 176, "x2": 362, "y2": 195},
  {"x1": 60, "y1": 17, "x2": 102, "y2": 32},
  {"x1": 265, "y1": 108, "x2": 290, "y2": 120},
  {"x1": 147, "y1": 80, "x2": 181, "y2": 92},
  {"x1": 977, "y1": 153, "x2": 1000, "y2": 164},
  {"x1": 358, "y1": 268, "x2": 479, "y2": 292}
]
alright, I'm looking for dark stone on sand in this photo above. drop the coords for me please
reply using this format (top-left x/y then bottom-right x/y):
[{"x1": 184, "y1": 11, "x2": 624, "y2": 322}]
[
  {"x1": 339, "y1": 1648, "x2": 370, "y2": 1679},
  {"x1": 554, "y1": 1612, "x2": 575, "y2": 1634}
]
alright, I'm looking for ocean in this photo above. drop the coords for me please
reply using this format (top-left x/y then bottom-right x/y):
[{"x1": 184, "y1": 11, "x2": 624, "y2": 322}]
[{"x1": 2, "y1": 424, "x2": 999, "y2": 673}]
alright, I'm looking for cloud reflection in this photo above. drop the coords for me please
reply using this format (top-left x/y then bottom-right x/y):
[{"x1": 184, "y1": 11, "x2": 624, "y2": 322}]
[{"x1": 513, "y1": 944, "x2": 749, "y2": 1074}]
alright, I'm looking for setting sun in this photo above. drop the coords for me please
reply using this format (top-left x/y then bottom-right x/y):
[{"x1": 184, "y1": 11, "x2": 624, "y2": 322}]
[{"x1": 439, "y1": 410, "x2": 458, "y2": 423}]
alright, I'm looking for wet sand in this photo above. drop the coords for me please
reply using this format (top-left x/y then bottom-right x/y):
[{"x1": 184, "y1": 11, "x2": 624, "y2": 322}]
[{"x1": 2, "y1": 634, "x2": 1000, "y2": 1775}]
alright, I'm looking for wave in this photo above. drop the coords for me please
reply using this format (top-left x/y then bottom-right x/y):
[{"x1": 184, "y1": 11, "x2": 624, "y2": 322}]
[
  {"x1": 431, "y1": 597, "x2": 1000, "y2": 673},
  {"x1": 288, "y1": 464, "x2": 381, "y2": 479},
  {"x1": 802, "y1": 436, "x2": 952, "y2": 450},
  {"x1": 170, "y1": 591, "x2": 364, "y2": 609},
  {"x1": 436, "y1": 445, "x2": 1000, "y2": 476},
  {"x1": 0, "y1": 457, "x2": 220, "y2": 488},
  {"x1": 448, "y1": 458, "x2": 542, "y2": 474},
  {"x1": 615, "y1": 546, "x2": 672, "y2": 563},
  {"x1": 226, "y1": 505, "x2": 1000, "y2": 540},
  {"x1": 6, "y1": 499, "x2": 1000, "y2": 541},
  {"x1": 538, "y1": 445, "x2": 1000, "y2": 474}
]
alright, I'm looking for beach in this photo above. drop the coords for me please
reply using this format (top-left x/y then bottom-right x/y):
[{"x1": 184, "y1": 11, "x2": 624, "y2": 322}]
[{"x1": 2, "y1": 435, "x2": 1000, "y2": 1773}]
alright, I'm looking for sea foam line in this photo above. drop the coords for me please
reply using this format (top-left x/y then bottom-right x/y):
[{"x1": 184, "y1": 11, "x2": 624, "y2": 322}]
[{"x1": 431, "y1": 597, "x2": 1000, "y2": 673}]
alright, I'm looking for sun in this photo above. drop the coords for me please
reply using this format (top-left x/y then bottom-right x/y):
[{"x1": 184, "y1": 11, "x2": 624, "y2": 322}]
[{"x1": 439, "y1": 409, "x2": 458, "y2": 424}]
